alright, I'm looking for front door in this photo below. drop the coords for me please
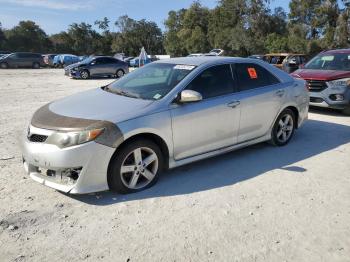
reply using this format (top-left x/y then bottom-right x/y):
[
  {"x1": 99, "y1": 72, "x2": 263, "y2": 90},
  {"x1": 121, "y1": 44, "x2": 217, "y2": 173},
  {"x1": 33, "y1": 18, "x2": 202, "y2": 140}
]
[{"x1": 171, "y1": 64, "x2": 241, "y2": 160}]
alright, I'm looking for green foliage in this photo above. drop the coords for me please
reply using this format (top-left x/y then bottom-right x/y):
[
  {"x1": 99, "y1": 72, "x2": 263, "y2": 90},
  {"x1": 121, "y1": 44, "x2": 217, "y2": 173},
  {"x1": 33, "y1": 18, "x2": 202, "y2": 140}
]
[
  {"x1": 164, "y1": 10, "x2": 187, "y2": 57},
  {"x1": 112, "y1": 16, "x2": 164, "y2": 56},
  {"x1": 1, "y1": 0, "x2": 350, "y2": 57},
  {"x1": 0, "y1": 22, "x2": 6, "y2": 50},
  {"x1": 265, "y1": 33, "x2": 289, "y2": 53},
  {"x1": 4, "y1": 21, "x2": 51, "y2": 52}
]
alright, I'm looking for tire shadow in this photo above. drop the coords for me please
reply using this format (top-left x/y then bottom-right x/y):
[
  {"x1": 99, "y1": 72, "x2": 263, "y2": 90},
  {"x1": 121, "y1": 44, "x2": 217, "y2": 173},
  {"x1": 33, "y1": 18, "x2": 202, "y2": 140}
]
[{"x1": 70, "y1": 119, "x2": 350, "y2": 205}]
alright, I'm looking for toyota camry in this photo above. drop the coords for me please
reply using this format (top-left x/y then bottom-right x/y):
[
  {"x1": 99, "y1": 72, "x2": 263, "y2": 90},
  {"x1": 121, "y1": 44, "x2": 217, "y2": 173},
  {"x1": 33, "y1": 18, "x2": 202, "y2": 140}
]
[{"x1": 22, "y1": 57, "x2": 308, "y2": 194}]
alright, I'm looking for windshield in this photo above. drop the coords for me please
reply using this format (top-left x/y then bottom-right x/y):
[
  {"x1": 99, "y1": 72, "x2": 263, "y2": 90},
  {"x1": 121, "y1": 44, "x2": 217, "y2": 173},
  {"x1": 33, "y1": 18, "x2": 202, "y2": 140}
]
[
  {"x1": 0, "y1": 54, "x2": 10, "y2": 59},
  {"x1": 105, "y1": 63, "x2": 196, "y2": 100},
  {"x1": 80, "y1": 57, "x2": 93, "y2": 64},
  {"x1": 305, "y1": 53, "x2": 350, "y2": 71}
]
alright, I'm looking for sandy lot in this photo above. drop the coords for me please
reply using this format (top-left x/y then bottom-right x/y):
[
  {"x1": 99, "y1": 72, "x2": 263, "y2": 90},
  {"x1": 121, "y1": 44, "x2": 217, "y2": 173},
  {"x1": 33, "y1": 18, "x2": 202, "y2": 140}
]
[{"x1": 0, "y1": 69, "x2": 349, "y2": 262}]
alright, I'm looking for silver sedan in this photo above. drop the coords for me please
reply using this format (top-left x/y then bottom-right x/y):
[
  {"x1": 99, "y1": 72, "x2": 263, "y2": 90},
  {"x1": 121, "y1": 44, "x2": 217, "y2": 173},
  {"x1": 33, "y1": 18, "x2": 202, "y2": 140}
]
[{"x1": 21, "y1": 57, "x2": 309, "y2": 194}]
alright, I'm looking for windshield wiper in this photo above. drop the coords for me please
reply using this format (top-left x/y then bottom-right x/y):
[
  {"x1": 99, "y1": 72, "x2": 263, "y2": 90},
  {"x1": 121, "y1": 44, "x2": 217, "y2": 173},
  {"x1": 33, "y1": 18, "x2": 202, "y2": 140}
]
[{"x1": 106, "y1": 87, "x2": 140, "y2": 99}]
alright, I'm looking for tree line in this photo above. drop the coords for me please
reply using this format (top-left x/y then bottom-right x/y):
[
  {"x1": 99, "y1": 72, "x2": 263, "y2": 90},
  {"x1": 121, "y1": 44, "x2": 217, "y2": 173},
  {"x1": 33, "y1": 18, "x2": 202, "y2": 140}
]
[{"x1": 0, "y1": 0, "x2": 350, "y2": 57}]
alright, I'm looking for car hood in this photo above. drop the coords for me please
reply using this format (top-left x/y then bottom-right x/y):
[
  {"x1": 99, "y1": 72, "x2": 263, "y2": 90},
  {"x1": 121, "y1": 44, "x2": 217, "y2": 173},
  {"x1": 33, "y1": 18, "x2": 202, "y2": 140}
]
[
  {"x1": 33, "y1": 88, "x2": 154, "y2": 128},
  {"x1": 65, "y1": 62, "x2": 86, "y2": 70},
  {"x1": 291, "y1": 69, "x2": 350, "y2": 81}
]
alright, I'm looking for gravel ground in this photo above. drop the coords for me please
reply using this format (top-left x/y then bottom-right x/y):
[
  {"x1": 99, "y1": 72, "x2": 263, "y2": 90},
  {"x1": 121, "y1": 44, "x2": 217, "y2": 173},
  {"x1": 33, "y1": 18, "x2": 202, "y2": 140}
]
[{"x1": 0, "y1": 69, "x2": 349, "y2": 262}]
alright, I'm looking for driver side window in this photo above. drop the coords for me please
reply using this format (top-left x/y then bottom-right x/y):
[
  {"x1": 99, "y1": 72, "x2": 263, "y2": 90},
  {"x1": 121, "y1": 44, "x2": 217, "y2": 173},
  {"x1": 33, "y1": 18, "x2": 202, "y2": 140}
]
[{"x1": 186, "y1": 64, "x2": 235, "y2": 99}]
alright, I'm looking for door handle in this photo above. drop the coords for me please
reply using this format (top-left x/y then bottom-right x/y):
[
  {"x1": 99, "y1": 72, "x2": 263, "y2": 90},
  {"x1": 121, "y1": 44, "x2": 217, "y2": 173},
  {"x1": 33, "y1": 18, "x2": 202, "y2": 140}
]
[
  {"x1": 275, "y1": 89, "x2": 285, "y2": 97},
  {"x1": 227, "y1": 101, "x2": 240, "y2": 108}
]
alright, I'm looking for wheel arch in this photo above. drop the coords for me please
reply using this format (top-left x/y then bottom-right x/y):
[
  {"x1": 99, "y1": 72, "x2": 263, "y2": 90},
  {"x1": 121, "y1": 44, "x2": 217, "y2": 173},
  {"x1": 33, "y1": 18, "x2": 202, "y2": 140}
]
[
  {"x1": 107, "y1": 132, "x2": 170, "y2": 176},
  {"x1": 284, "y1": 105, "x2": 299, "y2": 129}
]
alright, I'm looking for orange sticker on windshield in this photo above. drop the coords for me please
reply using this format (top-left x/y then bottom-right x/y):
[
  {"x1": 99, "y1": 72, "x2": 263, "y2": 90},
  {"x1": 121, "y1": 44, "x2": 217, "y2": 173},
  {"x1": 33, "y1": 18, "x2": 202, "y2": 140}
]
[{"x1": 247, "y1": 68, "x2": 258, "y2": 79}]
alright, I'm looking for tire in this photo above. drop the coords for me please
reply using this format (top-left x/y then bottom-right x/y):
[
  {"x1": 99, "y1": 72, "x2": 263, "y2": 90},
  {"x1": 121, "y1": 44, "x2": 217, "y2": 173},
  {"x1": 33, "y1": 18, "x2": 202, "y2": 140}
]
[
  {"x1": 80, "y1": 70, "x2": 90, "y2": 79},
  {"x1": 108, "y1": 139, "x2": 164, "y2": 194},
  {"x1": 116, "y1": 69, "x2": 124, "y2": 78},
  {"x1": 0, "y1": 62, "x2": 8, "y2": 69},
  {"x1": 342, "y1": 106, "x2": 350, "y2": 116},
  {"x1": 32, "y1": 62, "x2": 40, "y2": 69},
  {"x1": 270, "y1": 109, "x2": 296, "y2": 146}
]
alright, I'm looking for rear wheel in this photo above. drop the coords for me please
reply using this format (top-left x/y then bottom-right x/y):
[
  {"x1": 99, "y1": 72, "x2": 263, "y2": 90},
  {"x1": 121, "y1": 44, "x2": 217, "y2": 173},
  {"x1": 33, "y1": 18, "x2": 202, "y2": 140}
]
[
  {"x1": 0, "y1": 62, "x2": 8, "y2": 69},
  {"x1": 342, "y1": 106, "x2": 350, "y2": 116},
  {"x1": 32, "y1": 62, "x2": 40, "y2": 69},
  {"x1": 116, "y1": 69, "x2": 124, "y2": 78},
  {"x1": 80, "y1": 70, "x2": 90, "y2": 79},
  {"x1": 270, "y1": 109, "x2": 296, "y2": 146},
  {"x1": 108, "y1": 139, "x2": 163, "y2": 194}
]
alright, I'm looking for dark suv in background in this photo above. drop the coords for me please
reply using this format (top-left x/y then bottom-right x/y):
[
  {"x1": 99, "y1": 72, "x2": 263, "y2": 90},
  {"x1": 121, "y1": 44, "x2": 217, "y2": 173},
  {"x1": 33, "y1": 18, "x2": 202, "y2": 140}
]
[
  {"x1": 0, "y1": 52, "x2": 44, "y2": 69},
  {"x1": 65, "y1": 56, "x2": 129, "y2": 79}
]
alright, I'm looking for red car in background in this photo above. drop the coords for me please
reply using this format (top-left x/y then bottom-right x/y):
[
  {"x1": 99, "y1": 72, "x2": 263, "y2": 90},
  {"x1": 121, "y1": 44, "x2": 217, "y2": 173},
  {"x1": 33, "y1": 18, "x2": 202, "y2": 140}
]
[{"x1": 291, "y1": 49, "x2": 350, "y2": 115}]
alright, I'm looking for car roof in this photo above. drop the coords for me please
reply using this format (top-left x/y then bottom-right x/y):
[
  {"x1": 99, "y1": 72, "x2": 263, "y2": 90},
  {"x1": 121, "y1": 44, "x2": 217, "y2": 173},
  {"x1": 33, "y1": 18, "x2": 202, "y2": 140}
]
[
  {"x1": 156, "y1": 56, "x2": 247, "y2": 66},
  {"x1": 265, "y1": 53, "x2": 306, "y2": 56},
  {"x1": 322, "y1": 48, "x2": 350, "y2": 54},
  {"x1": 155, "y1": 56, "x2": 294, "y2": 84}
]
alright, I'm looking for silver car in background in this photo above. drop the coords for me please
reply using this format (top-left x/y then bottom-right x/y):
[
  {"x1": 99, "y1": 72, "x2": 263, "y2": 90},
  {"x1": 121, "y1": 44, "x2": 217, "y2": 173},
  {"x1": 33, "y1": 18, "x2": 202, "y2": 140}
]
[{"x1": 22, "y1": 57, "x2": 309, "y2": 194}]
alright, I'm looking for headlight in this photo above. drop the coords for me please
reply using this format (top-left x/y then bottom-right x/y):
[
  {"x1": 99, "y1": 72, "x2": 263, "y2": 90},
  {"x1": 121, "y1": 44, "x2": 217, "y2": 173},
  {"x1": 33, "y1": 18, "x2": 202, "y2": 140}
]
[
  {"x1": 46, "y1": 128, "x2": 104, "y2": 148},
  {"x1": 327, "y1": 78, "x2": 350, "y2": 89}
]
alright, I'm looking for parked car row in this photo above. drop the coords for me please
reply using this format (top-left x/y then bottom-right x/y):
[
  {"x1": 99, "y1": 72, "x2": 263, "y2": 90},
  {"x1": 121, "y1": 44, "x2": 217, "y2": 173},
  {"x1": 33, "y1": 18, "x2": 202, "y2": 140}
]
[
  {"x1": 187, "y1": 49, "x2": 225, "y2": 57},
  {"x1": 248, "y1": 53, "x2": 308, "y2": 73},
  {"x1": 0, "y1": 52, "x2": 44, "y2": 69},
  {"x1": 64, "y1": 56, "x2": 129, "y2": 79}
]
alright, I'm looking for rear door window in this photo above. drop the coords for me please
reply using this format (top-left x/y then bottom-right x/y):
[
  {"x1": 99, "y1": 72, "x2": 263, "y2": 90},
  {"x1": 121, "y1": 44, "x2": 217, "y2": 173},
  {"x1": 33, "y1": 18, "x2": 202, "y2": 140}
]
[
  {"x1": 234, "y1": 63, "x2": 280, "y2": 92},
  {"x1": 104, "y1": 57, "x2": 118, "y2": 64}
]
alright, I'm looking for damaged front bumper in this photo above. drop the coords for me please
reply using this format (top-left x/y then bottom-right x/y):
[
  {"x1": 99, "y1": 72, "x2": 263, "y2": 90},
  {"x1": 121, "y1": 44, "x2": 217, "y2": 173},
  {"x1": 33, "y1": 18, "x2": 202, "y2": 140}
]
[{"x1": 21, "y1": 126, "x2": 115, "y2": 194}]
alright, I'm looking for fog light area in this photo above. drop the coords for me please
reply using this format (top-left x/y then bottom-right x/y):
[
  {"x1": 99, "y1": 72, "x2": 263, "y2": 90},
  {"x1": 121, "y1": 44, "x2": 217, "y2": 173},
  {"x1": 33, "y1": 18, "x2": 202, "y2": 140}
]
[
  {"x1": 38, "y1": 167, "x2": 82, "y2": 185},
  {"x1": 330, "y1": 94, "x2": 344, "y2": 101}
]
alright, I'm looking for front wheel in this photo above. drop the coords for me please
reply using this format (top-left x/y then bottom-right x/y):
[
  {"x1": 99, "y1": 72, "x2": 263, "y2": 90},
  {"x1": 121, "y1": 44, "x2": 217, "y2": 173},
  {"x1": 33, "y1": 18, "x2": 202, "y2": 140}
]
[
  {"x1": 80, "y1": 70, "x2": 90, "y2": 79},
  {"x1": 0, "y1": 62, "x2": 8, "y2": 69},
  {"x1": 270, "y1": 109, "x2": 296, "y2": 146},
  {"x1": 108, "y1": 139, "x2": 163, "y2": 194}
]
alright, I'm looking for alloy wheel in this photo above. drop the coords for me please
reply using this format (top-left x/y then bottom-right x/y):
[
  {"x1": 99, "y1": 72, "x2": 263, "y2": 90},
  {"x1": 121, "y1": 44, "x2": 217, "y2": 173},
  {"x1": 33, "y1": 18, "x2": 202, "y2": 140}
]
[
  {"x1": 276, "y1": 114, "x2": 294, "y2": 143},
  {"x1": 80, "y1": 71, "x2": 89, "y2": 79},
  {"x1": 120, "y1": 147, "x2": 158, "y2": 190}
]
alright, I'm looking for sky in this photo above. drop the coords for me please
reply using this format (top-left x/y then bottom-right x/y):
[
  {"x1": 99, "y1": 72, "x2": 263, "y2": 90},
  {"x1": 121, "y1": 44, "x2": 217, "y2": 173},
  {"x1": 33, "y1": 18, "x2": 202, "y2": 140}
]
[{"x1": 0, "y1": 0, "x2": 290, "y2": 34}]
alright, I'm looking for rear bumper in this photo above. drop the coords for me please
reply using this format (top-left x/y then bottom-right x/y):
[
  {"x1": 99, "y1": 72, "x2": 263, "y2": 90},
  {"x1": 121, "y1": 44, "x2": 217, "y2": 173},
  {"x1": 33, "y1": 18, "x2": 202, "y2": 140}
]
[{"x1": 21, "y1": 126, "x2": 115, "y2": 194}]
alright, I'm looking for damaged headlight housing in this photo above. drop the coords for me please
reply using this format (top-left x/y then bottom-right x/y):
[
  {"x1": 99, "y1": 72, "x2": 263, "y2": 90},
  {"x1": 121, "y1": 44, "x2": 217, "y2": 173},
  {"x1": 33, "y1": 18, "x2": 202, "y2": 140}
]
[
  {"x1": 327, "y1": 78, "x2": 350, "y2": 89},
  {"x1": 46, "y1": 128, "x2": 104, "y2": 148}
]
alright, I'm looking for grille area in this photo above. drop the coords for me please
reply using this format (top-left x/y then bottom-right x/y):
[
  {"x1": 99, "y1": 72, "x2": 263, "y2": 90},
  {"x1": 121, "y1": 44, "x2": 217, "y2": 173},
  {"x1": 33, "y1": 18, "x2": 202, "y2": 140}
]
[
  {"x1": 306, "y1": 80, "x2": 328, "y2": 92},
  {"x1": 28, "y1": 134, "x2": 48, "y2": 143}
]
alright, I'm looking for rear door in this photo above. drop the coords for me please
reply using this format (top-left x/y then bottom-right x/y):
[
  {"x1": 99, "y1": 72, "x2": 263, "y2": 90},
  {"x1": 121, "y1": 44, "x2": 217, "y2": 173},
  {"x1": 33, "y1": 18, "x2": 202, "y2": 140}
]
[
  {"x1": 15, "y1": 53, "x2": 27, "y2": 67},
  {"x1": 104, "y1": 57, "x2": 119, "y2": 74},
  {"x1": 23, "y1": 53, "x2": 33, "y2": 67},
  {"x1": 171, "y1": 64, "x2": 241, "y2": 160},
  {"x1": 232, "y1": 63, "x2": 284, "y2": 143}
]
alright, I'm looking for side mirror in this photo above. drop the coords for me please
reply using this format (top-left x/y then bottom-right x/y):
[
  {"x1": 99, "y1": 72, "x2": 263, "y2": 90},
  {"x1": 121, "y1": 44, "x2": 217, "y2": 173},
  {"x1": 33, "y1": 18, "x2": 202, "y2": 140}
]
[
  {"x1": 90, "y1": 61, "x2": 96, "y2": 65},
  {"x1": 299, "y1": 63, "x2": 305, "y2": 69},
  {"x1": 179, "y1": 90, "x2": 203, "y2": 103}
]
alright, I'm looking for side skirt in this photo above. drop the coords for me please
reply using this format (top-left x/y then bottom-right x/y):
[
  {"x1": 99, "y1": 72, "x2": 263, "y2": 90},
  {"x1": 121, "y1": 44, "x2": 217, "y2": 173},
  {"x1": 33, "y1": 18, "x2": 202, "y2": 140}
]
[{"x1": 169, "y1": 134, "x2": 271, "y2": 169}]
